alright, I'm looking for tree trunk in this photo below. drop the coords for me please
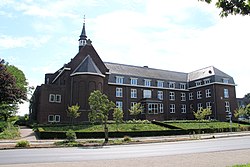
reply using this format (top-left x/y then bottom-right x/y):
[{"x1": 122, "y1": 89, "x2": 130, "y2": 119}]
[{"x1": 104, "y1": 121, "x2": 109, "y2": 143}]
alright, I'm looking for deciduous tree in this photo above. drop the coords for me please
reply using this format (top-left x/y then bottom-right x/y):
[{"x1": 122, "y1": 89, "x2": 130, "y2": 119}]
[
  {"x1": 129, "y1": 103, "x2": 143, "y2": 120},
  {"x1": 113, "y1": 108, "x2": 124, "y2": 131},
  {"x1": 66, "y1": 104, "x2": 81, "y2": 125}
]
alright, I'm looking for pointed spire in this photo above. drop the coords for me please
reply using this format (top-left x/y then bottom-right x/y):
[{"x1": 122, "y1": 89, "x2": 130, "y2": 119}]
[{"x1": 79, "y1": 15, "x2": 87, "y2": 51}]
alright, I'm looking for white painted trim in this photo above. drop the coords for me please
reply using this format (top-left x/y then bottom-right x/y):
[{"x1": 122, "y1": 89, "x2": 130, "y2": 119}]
[{"x1": 70, "y1": 72, "x2": 105, "y2": 78}]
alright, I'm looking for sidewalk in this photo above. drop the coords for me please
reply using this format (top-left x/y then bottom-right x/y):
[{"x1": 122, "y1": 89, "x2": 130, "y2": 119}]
[{"x1": 1, "y1": 127, "x2": 250, "y2": 149}]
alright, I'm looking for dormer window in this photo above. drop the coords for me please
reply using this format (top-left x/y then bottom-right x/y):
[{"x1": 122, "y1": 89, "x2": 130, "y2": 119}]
[
  {"x1": 130, "y1": 78, "x2": 138, "y2": 85},
  {"x1": 204, "y1": 78, "x2": 211, "y2": 85},
  {"x1": 180, "y1": 83, "x2": 186, "y2": 89},
  {"x1": 157, "y1": 80, "x2": 164, "y2": 88},
  {"x1": 195, "y1": 80, "x2": 202, "y2": 86},
  {"x1": 144, "y1": 79, "x2": 151, "y2": 87},
  {"x1": 116, "y1": 76, "x2": 124, "y2": 84},
  {"x1": 223, "y1": 78, "x2": 229, "y2": 84},
  {"x1": 169, "y1": 82, "x2": 175, "y2": 89}
]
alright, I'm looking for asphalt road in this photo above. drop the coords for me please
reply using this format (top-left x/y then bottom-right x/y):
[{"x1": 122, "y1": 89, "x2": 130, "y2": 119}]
[{"x1": 1, "y1": 136, "x2": 250, "y2": 166}]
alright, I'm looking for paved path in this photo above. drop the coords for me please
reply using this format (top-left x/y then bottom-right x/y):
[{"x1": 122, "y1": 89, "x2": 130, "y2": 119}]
[{"x1": 19, "y1": 126, "x2": 37, "y2": 141}]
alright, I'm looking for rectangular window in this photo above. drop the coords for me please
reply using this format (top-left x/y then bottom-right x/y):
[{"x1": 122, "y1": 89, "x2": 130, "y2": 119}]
[
  {"x1": 170, "y1": 104, "x2": 175, "y2": 113},
  {"x1": 131, "y1": 102, "x2": 137, "y2": 108},
  {"x1": 225, "y1": 101, "x2": 230, "y2": 112},
  {"x1": 195, "y1": 81, "x2": 202, "y2": 86},
  {"x1": 223, "y1": 78, "x2": 229, "y2": 84},
  {"x1": 181, "y1": 104, "x2": 186, "y2": 113},
  {"x1": 206, "y1": 102, "x2": 212, "y2": 109},
  {"x1": 197, "y1": 91, "x2": 202, "y2": 99},
  {"x1": 48, "y1": 115, "x2": 54, "y2": 122},
  {"x1": 55, "y1": 115, "x2": 60, "y2": 122},
  {"x1": 169, "y1": 92, "x2": 175, "y2": 100},
  {"x1": 130, "y1": 78, "x2": 138, "y2": 85},
  {"x1": 224, "y1": 89, "x2": 229, "y2": 98},
  {"x1": 116, "y1": 76, "x2": 124, "y2": 84},
  {"x1": 206, "y1": 89, "x2": 211, "y2": 98},
  {"x1": 56, "y1": 94, "x2": 61, "y2": 103},
  {"x1": 143, "y1": 90, "x2": 152, "y2": 98},
  {"x1": 159, "y1": 103, "x2": 164, "y2": 113},
  {"x1": 169, "y1": 82, "x2": 175, "y2": 88},
  {"x1": 148, "y1": 103, "x2": 158, "y2": 114},
  {"x1": 131, "y1": 89, "x2": 137, "y2": 98},
  {"x1": 204, "y1": 78, "x2": 211, "y2": 85},
  {"x1": 189, "y1": 92, "x2": 194, "y2": 100},
  {"x1": 49, "y1": 94, "x2": 55, "y2": 102},
  {"x1": 197, "y1": 103, "x2": 203, "y2": 111},
  {"x1": 180, "y1": 83, "x2": 186, "y2": 90},
  {"x1": 116, "y1": 101, "x2": 123, "y2": 110},
  {"x1": 181, "y1": 93, "x2": 186, "y2": 101},
  {"x1": 158, "y1": 91, "x2": 163, "y2": 100},
  {"x1": 157, "y1": 80, "x2": 164, "y2": 88},
  {"x1": 116, "y1": 87, "x2": 123, "y2": 97},
  {"x1": 144, "y1": 79, "x2": 151, "y2": 87}
]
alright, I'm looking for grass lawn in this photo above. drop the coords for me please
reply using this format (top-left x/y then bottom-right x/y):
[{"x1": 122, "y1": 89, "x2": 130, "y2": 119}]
[
  {"x1": 40, "y1": 123, "x2": 169, "y2": 132},
  {"x1": 164, "y1": 121, "x2": 242, "y2": 130}
]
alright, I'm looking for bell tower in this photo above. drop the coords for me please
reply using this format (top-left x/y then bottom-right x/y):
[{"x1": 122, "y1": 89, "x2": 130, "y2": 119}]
[{"x1": 78, "y1": 16, "x2": 87, "y2": 51}]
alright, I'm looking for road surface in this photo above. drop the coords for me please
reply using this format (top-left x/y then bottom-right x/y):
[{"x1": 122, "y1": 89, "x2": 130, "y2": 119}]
[{"x1": 0, "y1": 136, "x2": 250, "y2": 167}]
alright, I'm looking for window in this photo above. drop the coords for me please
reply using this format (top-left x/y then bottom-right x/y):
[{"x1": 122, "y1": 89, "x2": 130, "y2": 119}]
[
  {"x1": 131, "y1": 89, "x2": 137, "y2": 98},
  {"x1": 144, "y1": 79, "x2": 151, "y2": 87},
  {"x1": 224, "y1": 89, "x2": 229, "y2": 98},
  {"x1": 116, "y1": 101, "x2": 123, "y2": 110},
  {"x1": 169, "y1": 92, "x2": 175, "y2": 100},
  {"x1": 189, "y1": 92, "x2": 194, "y2": 100},
  {"x1": 131, "y1": 102, "x2": 137, "y2": 108},
  {"x1": 130, "y1": 78, "x2": 138, "y2": 85},
  {"x1": 170, "y1": 104, "x2": 175, "y2": 113},
  {"x1": 169, "y1": 82, "x2": 175, "y2": 88},
  {"x1": 197, "y1": 103, "x2": 203, "y2": 111},
  {"x1": 55, "y1": 115, "x2": 60, "y2": 122},
  {"x1": 225, "y1": 101, "x2": 230, "y2": 112},
  {"x1": 206, "y1": 102, "x2": 212, "y2": 109},
  {"x1": 223, "y1": 78, "x2": 229, "y2": 84},
  {"x1": 204, "y1": 78, "x2": 211, "y2": 85},
  {"x1": 180, "y1": 83, "x2": 186, "y2": 90},
  {"x1": 157, "y1": 80, "x2": 164, "y2": 88},
  {"x1": 143, "y1": 90, "x2": 152, "y2": 98},
  {"x1": 195, "y1": 81, "x2": 202, "y2": 86},
  {"x1": 181, "y1": 104, "x2": 186, "y2": 113},
  {"x1": 116, "y1": 88, "x2": 123, "y2": 97},
  {"x1": 49, "y1": 94, "x2": 55, "y2": 102},
  {"x1": 56, "y1": 94, "x2": 61, "y2": 103},
  {"x1": 206, "y1": 89, "x2": 211, "y2": 98},
  {"x1": 148, "y1": 103, "x2": 158, "y2": 114},
  {"x1": 158, "y1": 91, "x2": 163, "y2": 100},
  {"x1": 197, "y1": 91, "x2": 202, "y2": 99},
  {"x1": 159, "y1": 103, "x2": 164, "y2": 113},
  {"x1": 48, "y1": 115, "x2": 54, "y2": 122},
  {"x1": 181, "y1": 93, "x2": 186, "y2": 101},
  {"x1": 116, "y1": 76, "x2": 124, "y2": 84}
]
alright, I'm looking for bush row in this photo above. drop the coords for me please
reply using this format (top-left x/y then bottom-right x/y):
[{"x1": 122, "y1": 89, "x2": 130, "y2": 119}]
[{"x1": 36, "y1": 126, "x2": 250, "y2": 139}]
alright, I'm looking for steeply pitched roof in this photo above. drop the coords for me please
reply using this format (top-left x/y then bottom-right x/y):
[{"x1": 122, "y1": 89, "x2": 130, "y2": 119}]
[
  {"x1": 71, "y1": 55, "x2": 104, "y2": 77},
  {"x1": 104, "y1": 62, "x2": 188, "y2": 82},
  {"x1": 188, "y1": 66, "x2": 232, "y2": 81}
]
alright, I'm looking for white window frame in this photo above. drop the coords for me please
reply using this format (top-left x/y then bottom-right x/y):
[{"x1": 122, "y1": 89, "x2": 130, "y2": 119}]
[
  {"x1": 130, "y1": 78, "x2": 138, "y2": 85},
  {"x1": 158, "y1": 91, "x2": 163, "y2": 100},
  {"x1": 225, "y1": 101, "x2": 230, "y2": 112},
  {"x1": 169, "y1": 92, "x2": 175, "y2": 100},
  {"x1": 170, "y1": 104, "x2": 175, "y2": 113},
  {"x1": 224, "y1": 89, "x2": 229, "y2": 98},
  {"x1": 55, "y1": 94, "x2": 61, "y2": 103},
  {"x1": 189, "y1": 92, "x2": 194, "y2": 100},
  {"x1": 223, "y1": 78, "x2": 229, "y2": 84},
  {"x1": 157, "y1": 80, "x2": 164, "y2": 88},
  {"x1": 115, "y1": 76, "x2": 124, "y2": 84},
  {"x1": 49, "y1": 94, "x2": 55, "y2": 102},
  {"x1": 195, "y1": 80, "x2": 202, "y2": 86},
  {"x1": 197, "y1": 103, "x2": 203, "y2": 111},
  {"x1": 148, "y1": 103, "x2": 158, "y2": 114},
  {"x1": 181, "y1": 104, "x2": 186, "y2": 113},
  {"x1": 159, "y1": 103, "x2": 164, "y2": 113},
  {"x1": 206, "y1": 102, "x2": 212, "y2": 109},
  {"x1": 54, "y1": 115, "x2": 61, "y2": 122},
  {"x1": 169, "y1": 82, "x2": 175, "y2": 89},
  {"x1": 143, "y1": 90, "x2": 152, "y2": 98},
  {"x1": 144, "y1": 79, "x2": 151, "y2": 87},
  {"x1": 116, "y1": 101, "x2": 123, "y2": 110},
  {"x1": 181, "y1": 93, "x2": 186, "y2": 101},
  {"x1": 204, "y1": 78, "x2": 211, "y2": 85},
  {"x1": 197, "y1": 91, "x2": 202, "y2": 99},
  {"x1": 180, "y1": 83, "x2": 186, "y2": 90},
  {"x1": 116, "y1": 87, "x2": 123, "y2": 97},
  {"x1": 131, "y1": 89, "x2": 137, "y2": 98},
  {"x1": 206, "y1": 89, "x2": 211, "y2": 98},
  {"x1": 48, "y1": 115, "x2": 54, "y2": 122}
]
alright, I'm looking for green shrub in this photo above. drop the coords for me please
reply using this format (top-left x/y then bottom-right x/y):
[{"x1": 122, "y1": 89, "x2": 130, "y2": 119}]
[
  {"x1": 0, "y1": 122, "x2": 20, "y2": 139},
  {"x1": 16, "y1": 140, "x2": 30, "y2": 148},
  {"x1": 66, "y1": 129, "x2": 76, "y2": 142}
]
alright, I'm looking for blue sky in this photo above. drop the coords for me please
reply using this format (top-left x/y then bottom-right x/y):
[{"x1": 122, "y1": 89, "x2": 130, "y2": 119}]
[{"x1": 1, "y1": 0, "x2": 250, "y2": 115}]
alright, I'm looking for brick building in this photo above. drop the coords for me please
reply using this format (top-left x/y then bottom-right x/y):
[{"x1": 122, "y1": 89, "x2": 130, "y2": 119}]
[{"x1": 30, "y1": 21, "x2": 237, "y2": 124}]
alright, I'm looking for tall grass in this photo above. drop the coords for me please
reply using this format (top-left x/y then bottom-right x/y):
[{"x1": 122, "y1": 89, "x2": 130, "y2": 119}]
[{"x1": 0, "y1": 122, "x2": 20, "y2": 139}]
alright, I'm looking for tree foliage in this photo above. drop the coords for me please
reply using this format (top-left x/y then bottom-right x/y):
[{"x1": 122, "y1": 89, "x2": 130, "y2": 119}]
[
  {"x1": 88, "y1": 90, "x2": 115, "y2": 142},
  {"x1": 113, "y1": 108, "x2": 124, "y2": 131},
  {"x1": 199, "y1": 0, "x2": 250, "y2": 17},
  {"x1": 129, "y1": 103, "x2": 143, "y2": 119},
  {"x1": 66, "y1": 104, "x2": 81, "y2": 124},
  {"x1": 234, "y1": 107, "x2": 247, "y2": 118},
  {"x1": 193, "y1": 108, "x2": 212, "y2": 120}
]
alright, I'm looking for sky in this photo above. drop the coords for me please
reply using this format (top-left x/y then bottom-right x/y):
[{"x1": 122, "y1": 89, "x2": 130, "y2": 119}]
[{"x1": 1, "y1": 0, "x2": 250, "y2": 116}]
